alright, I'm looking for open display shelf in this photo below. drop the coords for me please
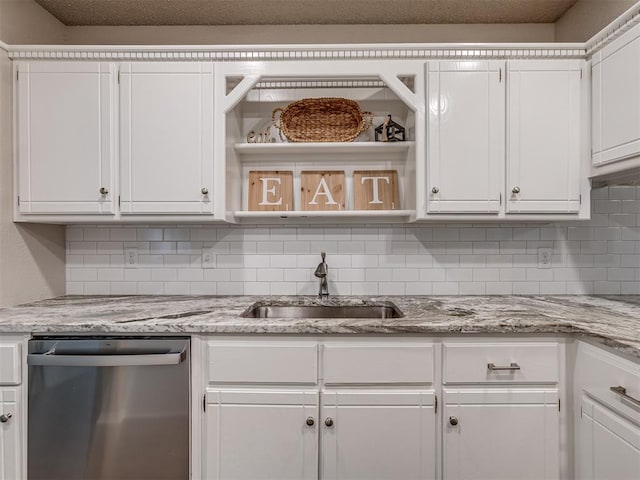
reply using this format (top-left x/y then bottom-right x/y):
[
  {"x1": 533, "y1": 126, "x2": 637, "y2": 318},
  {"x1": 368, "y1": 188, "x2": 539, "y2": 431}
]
[
  {"x1": 218, "y1": 61, "x2": 424, "y2": 223},
  {"x1": 234, "y1": 141, "x2": 414, "y2": 156}
]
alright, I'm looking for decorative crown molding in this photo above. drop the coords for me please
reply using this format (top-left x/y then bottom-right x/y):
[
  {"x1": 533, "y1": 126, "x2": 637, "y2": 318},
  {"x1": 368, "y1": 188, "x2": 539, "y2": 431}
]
[
  {"x1": 6, "y1": 43, "x2": 586, "y2": 61},
  {"x1": 0, "y1": 41, "x2": 8, "y2": 53},
  {"x1": 586, "y1": 2, "x2": 640, "y2": 55}
]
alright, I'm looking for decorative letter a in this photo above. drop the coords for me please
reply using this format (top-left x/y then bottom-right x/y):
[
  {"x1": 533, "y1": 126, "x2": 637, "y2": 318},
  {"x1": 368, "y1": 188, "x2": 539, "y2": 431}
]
[{"x1": 309, "y1": 177, "x2": 337, "y2": 205}]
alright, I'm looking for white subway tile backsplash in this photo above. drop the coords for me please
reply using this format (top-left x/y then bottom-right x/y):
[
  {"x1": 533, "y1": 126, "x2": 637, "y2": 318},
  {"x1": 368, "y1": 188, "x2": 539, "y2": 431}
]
[
  {"x1": 110, "y1": 228, "x2": 137, "y2": 241},
  {"x1": 485, "y1": 282, "x2": 513, "y2": 295},
  {"x1": 190, "y1": 282, "x2": 217, "y2": 295},
  {"x1": 178, "y1": 269, "x2": 204, "y2": 282},
  {"x1": 83, "y1": 228, "x2": 111, "y2": 241},
  {"x1": 97, "y1": 268, "x2": 124, "y2": 282},
  {"x1": 111, "y1": 282, "x2": 138, "y2": 295},
  {"x1": 150, "y1": 242, "x2": 177, "y2": 254},
  {"x1": 84, "y1": 282, "x2": 111, "y2": 295},
  {"x1": 65, "y1": 188, "x2": 640, "y2": 296},
  {"x1": 138, "y1": 282, "x2": 164, "y2": 295},
  {"x1": 512, "y1": 282, "x2": 540, "y2": 295},
  {"x1": 124, "y1": 268, "x2": 151, "y2": 282},
  {"x1": 66, "y1": 281, "x2": 84, "y2": 294},
  {"x1": 137, "y1": 228, "x2": 163, "y2": 241},
  {"x1": 204, "y1": 269, "x2": 230, "y2": 282},
  {"x1": 151, "y1": 268, "x2": 178, "y2": 282},
  {"x1": 164, "y1": 282, "x2": 191, "y2": 295}
]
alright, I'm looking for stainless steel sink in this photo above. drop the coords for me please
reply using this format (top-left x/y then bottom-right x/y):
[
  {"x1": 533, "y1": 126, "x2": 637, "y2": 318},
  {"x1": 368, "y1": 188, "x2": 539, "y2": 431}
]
[{"x1": 241, "y1": 303, "x2": 404, "y2": 319}]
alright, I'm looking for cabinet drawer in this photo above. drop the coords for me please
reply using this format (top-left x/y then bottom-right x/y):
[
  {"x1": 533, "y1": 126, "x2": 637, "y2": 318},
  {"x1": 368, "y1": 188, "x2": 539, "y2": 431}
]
[
  {"x1": 443, "y1": 343, "x2": 558, "y2": 384},
  {"x1": 0, "y1": 343, "x2": 21, "y2": 385},
  {"x1": 323, "y1": 344, "x2": 434, "y2": 384},
  {"x1": 207, "y1": 343, "x2": 318, "y2": 384}
]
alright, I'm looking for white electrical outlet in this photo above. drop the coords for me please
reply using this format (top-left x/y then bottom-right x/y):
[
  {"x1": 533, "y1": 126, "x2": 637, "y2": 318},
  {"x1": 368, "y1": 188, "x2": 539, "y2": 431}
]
[
  {"x1": 202, "y1": 247, "x2": 216, "y2": 269},
  {"x1": 124, "y1": 248, "x2": 139, "y2": 267},
  {"x1": 537, "y1": 248, "x2": 553, "y2": 269}
]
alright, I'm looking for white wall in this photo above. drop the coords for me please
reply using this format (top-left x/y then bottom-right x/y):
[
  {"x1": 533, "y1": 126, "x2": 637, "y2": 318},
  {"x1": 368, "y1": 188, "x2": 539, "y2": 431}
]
[
  {"x1": 64, "y1": 23, "x2": 555, "y2": 45},
  {"x1": 0, "y1": 0, "x2": 65, "y2": 44},
  {"x1": 555, "y1": 0, "x2": 636, "y2": 42},
  {"x1": 0, "y1": 2, "x2": 66, "y2": 307}
]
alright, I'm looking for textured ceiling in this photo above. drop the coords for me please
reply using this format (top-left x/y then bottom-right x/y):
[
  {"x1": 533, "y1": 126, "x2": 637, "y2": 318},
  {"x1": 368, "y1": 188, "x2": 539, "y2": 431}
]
[{"x1": 34, "y1": 0, "x2": 581, "y2": 26}]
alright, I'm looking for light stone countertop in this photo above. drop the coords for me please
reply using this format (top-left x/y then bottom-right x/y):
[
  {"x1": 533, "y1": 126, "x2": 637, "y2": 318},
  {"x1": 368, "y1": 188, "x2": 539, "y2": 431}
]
[{"x1": 0, "y1": 295, "x2": 639, "y2": 359}]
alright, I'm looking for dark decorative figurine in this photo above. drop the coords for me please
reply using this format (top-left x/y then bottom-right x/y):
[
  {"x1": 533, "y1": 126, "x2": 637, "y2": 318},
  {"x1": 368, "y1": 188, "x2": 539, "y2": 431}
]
[{"x1": 375, "y1": 115, "x2": 406, "y2": 142}]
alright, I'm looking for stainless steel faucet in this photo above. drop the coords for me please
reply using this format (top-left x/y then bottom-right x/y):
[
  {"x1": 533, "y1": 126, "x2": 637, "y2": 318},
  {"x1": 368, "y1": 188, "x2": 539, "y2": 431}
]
[{"x1": 314, "y1": 252, "x2": 329, "y2": 299}]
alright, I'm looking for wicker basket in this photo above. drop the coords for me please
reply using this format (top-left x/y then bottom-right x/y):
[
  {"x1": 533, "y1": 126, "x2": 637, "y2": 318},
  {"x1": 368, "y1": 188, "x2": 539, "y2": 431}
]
[{"x1": 272, "y1": 98, "x2": 373, "y2": 143}]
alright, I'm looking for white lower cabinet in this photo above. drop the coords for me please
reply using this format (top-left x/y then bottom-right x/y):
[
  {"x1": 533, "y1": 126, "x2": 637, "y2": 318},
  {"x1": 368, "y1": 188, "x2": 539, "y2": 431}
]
[
  {"x1": 574, "y1": 341, "x2": 640, "y2": 480},
  {"x1": 0, "y1": 338, "x2": 25, "y2": 480},
  {"x1": 443, "y1": 388, "x2": 560, "y2": 480},
  {"x1": 204, "y1": 389, "x2": 319, "y2": 480},
  {"x1": 203, "y1": 339, "x2": 437, "y2": 480},
  {"x1": 580, "y1": 392, "x2": 640, "y2": 480},
  {"x1": 321, "y1": 390, "x2": 436, "y2": 480},
  {"x1": 0, "y1": 388, "x2": 21, "y2": 480},
  {"x1": 188, "y1": 336, "x2": 639, "y2": 480}
]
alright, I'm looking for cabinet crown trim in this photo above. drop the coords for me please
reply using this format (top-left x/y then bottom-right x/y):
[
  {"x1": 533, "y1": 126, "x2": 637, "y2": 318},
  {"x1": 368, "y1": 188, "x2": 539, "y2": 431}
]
[{"x1": 6, "y1": 44, "x2": 586, "y2": 61}]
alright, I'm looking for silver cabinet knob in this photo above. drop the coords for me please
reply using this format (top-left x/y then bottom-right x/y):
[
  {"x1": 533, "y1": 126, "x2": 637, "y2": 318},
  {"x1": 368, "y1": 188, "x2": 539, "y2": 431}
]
[
  {"x1": 305, "y1": 417, "x2": 315, "y2": 426},
  {"x1": 432, "y1": 187, "x2": 439, "y2": 194},
  {"x1": 99, "y1": 187, "x2": 108, "y2": 195},
  {"x1": 324, "y1": 417, "x2": 334, "y2": 427},
  {"x1": 449, "y1": 416, "x2": 459, "y2": 426},
  {"x1": 0, "y1": 413, "x2": 12, "y2": 423},
  {"x1": 512, "y1": 186, "x2": 521, "y2": 194},
  {"x1": 201, "y1": 188, "x2": 209, "y2": 195}
]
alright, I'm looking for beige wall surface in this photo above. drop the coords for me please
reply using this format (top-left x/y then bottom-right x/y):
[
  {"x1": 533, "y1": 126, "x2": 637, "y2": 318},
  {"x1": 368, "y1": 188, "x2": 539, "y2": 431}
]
[
  {"x1": 555, "y1": 0, "x2": 636, "y2": 41},
  {"x1": 64, "y1": 23, "x2": 555, "y2": 45},
  {"x1": 0, "y1": 0, "x2": 65, "y2": 44},
  {"x1": 0, "y1": 48, "x2": 65, "y2": 307}
]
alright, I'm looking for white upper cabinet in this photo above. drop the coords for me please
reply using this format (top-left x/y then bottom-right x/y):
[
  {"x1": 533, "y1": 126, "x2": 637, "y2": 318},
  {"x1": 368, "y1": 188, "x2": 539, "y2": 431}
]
[
  {"x1": 427, "y1": 61, "x2": 505, "y2": 213},
  {"x1": 592, "y1": 24, "x2": 640, "y2": 166},
  {"x1": 16, "y1": 62, "x2": 115, "y2": 214},
  {"x1": 12, "y1": 53, "x2": 591, "y2": 222},
  {"x1": 506, "y1": 60, "x2": 583, "y2": 214},
  {"x1": 119, "y1": 62, "x2": 214, "y2": 214}
]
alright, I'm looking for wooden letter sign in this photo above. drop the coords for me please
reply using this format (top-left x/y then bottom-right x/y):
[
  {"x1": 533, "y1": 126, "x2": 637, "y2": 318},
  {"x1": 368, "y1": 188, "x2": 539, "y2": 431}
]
[
  {"x1": 353, "y1": 170, "x2": 399, "y2": 210},
  {"x1": 248, "y1": 171, "x2": 293, "y2": 211},
  {"x1": 301, "y1": 171, "x2": 345, "y2": 211}
]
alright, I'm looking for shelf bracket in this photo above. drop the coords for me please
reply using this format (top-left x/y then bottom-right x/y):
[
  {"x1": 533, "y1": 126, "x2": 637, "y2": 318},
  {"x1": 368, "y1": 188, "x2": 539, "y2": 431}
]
[
  {"x1": 223, "y1": 74, "x2": 260, "y2": 112},
  {"x1": 378, "y1": 73, "x2": 419, "y2": 112}
]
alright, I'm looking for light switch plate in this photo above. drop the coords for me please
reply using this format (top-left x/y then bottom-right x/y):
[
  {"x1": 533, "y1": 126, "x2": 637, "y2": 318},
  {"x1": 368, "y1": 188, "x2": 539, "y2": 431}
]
[{"x1": 202, "y1": 247, "x2": 216, "y2": 269}]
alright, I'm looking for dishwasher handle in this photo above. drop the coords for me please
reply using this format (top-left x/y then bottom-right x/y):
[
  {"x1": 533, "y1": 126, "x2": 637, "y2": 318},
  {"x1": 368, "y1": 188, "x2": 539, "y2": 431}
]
[{"x1": 27, "y1": 347, "x2": 187, "y2": 367}]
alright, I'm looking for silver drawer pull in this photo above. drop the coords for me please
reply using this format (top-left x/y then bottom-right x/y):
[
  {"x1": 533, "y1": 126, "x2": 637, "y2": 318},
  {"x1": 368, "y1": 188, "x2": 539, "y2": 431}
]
[
  {"x1": 487, "y1": 362, "x2": 521, "y2": 371},
  {"x1": 610, "y1": 386, "x2": 640, "y2": 407}
]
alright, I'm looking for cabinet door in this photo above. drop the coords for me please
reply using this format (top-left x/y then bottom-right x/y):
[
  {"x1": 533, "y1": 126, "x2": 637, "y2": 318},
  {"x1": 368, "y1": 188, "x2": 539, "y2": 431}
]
[
  {"x1": 592, "y1": 35, "x2": 640, "y2": 165},
  {"x1": 507, "y1": 60, "x2": 582, "y2": 213},
  {"x1": 580, "y1": 394, "x2": 640, "y2": 480},
  {"x1": 427, "y1": 61, "x2": 504, "y2": 213},
  {"x1": 17, "y1": 62, "x2": 115, "y2": 214},
  {"x1": 444, "y1": 388, "x2": 559, "y2": 480},
  {"x1": 0, "y1": 388, "x2": 22, "y2": 480},
  {"x1": 321, "y1": 390, "x2": 436, "y2": 480},
  {"x1": 205, "y1": 389, "x2": 318, "y2": 480},
  {"x1": 120, "y1": 62, "x2": 214, "y2": 214}
]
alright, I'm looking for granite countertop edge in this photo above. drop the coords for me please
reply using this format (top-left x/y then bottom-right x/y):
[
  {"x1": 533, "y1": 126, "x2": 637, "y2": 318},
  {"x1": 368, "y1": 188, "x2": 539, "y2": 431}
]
[{"x1": 0, "y1": 295, "x2": 639, "y2": 360}]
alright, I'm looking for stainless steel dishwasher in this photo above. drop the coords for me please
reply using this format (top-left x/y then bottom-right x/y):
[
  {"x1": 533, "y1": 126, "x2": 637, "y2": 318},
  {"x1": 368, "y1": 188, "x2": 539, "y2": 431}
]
[{"x1": 27, "y1": 337, "x2": 190, "y2": 480}]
